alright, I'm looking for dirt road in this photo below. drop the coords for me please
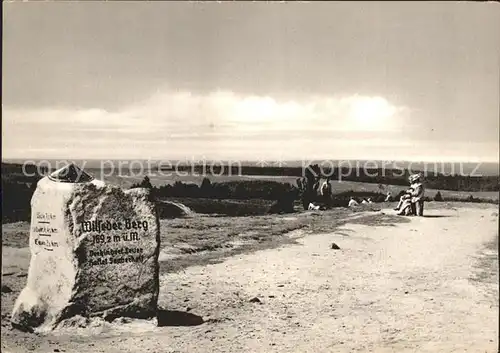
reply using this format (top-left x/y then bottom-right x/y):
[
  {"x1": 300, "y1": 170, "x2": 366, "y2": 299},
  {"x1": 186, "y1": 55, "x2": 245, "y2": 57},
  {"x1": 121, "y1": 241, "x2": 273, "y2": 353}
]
[{"x1": 2, "y1": 204, "x2": 498, "y2": 353}]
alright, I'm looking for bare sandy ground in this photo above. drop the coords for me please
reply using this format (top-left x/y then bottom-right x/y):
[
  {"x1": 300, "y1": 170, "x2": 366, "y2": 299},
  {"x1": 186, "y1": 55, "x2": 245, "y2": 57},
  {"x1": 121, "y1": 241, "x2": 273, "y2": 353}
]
[{"x1": 2, "y1": 204, "x2": 498, "y2": 353}]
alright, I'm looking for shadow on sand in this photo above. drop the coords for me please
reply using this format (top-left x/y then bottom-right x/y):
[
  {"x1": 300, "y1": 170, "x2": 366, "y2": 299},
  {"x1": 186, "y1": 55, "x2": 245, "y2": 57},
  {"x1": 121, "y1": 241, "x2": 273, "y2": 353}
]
[{"x1": 157, "y1": 309, "x2": 204, "y2": 327}]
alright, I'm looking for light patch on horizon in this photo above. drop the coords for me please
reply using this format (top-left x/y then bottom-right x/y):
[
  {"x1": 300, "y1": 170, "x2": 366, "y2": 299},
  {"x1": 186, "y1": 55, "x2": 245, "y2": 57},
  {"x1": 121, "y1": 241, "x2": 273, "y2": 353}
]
[{"x1": 347, "y1": 96, "x2": 398, "y2": 131}]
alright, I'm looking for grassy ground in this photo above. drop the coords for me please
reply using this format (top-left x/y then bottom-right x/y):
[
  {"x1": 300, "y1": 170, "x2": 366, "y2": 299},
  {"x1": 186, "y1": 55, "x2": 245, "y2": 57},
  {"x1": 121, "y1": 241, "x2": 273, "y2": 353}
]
[
  {"x1": 2, "y1": 203, "x2": 394, "y2": 273},
  {"x1": 164, "y1": 198, "x2": 275, "y2": 217},
  {"x1": 157, "y1": 204, "x2": 408, "y2": 273}
]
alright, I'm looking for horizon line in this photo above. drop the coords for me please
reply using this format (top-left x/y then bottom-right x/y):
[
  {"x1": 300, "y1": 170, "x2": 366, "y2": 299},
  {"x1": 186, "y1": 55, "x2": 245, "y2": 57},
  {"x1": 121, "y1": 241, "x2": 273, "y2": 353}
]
[{"x1": 2, "y1": 157, "x2": 499, "y2": 165}]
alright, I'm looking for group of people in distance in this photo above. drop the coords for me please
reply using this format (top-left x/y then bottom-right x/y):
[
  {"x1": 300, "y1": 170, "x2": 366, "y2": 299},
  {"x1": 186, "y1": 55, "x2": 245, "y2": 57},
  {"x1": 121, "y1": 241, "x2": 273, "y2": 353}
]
[
  {"x1": 305, "y1": 172, "x2": 425, "y2": 216},
  {"x1": 347, "y1": 173, "x2": 425, "y2": 216}
]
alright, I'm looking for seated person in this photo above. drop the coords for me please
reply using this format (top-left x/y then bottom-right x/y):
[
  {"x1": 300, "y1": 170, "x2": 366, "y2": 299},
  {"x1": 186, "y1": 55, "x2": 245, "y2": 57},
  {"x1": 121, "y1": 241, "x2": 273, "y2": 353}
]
[
  {"x1": 348, "y1": 197, "x2": 359, "y2": 207},
  {"x1": 410, "y1": 174, "x2": 425, "y2": 216},
  {"x1": 394, "y1": 188, "x2": 413, "y2": 211},
  {"x1": 308, "y1": 202, "x2": 320, "y2": 211}
]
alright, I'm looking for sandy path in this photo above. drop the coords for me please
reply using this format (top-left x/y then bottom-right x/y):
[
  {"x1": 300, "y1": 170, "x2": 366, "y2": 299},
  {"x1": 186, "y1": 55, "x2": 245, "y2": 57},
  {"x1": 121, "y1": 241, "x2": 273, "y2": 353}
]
[
  {"x1": 152, "y1": 206, "x2": 498, "y2": 353},
  {"x1": 3, "y1": 206, "x2": 498, "y2": 353}
]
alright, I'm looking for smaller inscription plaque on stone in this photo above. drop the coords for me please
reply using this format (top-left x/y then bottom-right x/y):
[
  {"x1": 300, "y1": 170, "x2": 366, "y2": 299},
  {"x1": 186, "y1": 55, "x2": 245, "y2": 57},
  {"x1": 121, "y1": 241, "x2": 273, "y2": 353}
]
[
  {"x1": 11, "y1": 164, "x2": 160, "y2": 332},
  {"x1": 32, "y1": 212, "x2": 60, "y2": 252}
]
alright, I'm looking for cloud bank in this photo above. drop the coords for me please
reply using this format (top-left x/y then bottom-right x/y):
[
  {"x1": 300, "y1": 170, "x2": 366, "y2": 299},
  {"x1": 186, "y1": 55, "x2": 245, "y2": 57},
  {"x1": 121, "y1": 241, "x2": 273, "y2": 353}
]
[{"x1": 2, "y1": 90, "x2": 496, "y2": 162}]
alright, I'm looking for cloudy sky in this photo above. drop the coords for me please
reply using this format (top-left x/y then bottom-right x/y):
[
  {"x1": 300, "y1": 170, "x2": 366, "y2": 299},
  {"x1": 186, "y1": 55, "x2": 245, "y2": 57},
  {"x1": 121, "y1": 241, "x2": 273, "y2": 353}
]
[{"x1": 3, "y1": 1, "x2": 499, "y2": 162}]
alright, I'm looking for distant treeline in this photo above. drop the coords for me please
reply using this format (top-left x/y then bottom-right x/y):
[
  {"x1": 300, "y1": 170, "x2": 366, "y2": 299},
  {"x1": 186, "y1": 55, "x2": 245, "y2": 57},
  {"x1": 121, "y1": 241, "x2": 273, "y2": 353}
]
[
  {"x1": 130, "y1": 176, "x2": 498, "y2": 215},
  {"x1": 131, "y1": 176, "x2": 298, "y2": 201},
  {"x1": 161, "y1": 164, "x2": 500, "y2": 192},
  {"x1": 1, "y1": 163, "x2": 49, "y2": 184},
  {"x1": 3, "y1": 162, "x2": 499, "y2": 192},
  {"x1": 2, "y1": 162, "x2": 499, "y2": 223},
  {"x1": 2, "y1": 178, "x2": 38, "y2": 223}
]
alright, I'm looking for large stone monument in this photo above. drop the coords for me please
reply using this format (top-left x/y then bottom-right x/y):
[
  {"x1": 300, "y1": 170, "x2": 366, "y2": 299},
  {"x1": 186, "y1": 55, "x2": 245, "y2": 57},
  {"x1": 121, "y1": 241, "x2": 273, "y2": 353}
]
[{"x1": 11, "y1": 164, "x2": 161, "y2": 332}]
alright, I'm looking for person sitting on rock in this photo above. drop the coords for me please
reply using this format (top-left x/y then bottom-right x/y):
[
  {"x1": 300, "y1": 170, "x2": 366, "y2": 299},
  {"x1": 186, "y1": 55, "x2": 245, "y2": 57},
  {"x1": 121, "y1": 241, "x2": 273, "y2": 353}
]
[{"x1": 348, "y1": 197, "x2": 359, "y2": 207}]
